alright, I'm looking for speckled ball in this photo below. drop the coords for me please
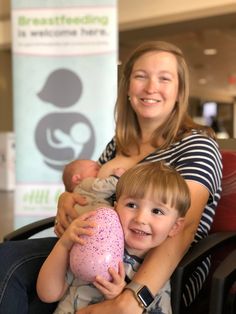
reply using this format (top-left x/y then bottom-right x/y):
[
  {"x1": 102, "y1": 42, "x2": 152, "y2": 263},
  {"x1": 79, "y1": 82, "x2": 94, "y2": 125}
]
[{"x1": 70, "y1": 207, "x2": 124, "y2": 282}]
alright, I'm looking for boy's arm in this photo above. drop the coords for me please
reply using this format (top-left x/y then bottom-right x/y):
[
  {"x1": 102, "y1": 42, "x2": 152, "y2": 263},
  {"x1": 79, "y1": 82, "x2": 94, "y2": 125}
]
[
  {"x1": 37, "y1": 211, "x2": 97, "y2": 302},
  {"x1": 36, "y1": 239, "x2": 70, "y2": 302}
]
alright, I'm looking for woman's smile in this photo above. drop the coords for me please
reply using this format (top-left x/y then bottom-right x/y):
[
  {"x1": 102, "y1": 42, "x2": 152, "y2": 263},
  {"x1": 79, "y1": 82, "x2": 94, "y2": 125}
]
[
  {"x1": 128, "y1": 51, "x2": 179, "y2": 124},
  {"x1": 140, "y1": 97, "x2": 161, "y2": 105}
]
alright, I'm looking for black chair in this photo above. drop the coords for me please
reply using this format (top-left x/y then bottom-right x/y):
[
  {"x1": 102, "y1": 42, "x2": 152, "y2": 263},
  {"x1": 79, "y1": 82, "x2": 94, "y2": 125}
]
[
  {"x1": 3, "y1": 215, "x2": 236, "y2": 314},
  {"x1": 3, "y1": 150, "x2": 236, "y2": 314},
  {"x1": 3, "y1": 216, "x2": 55, "y2": 241},
  {"x1": 209, "y1": 249, "x2": 236, "y2": 314}
]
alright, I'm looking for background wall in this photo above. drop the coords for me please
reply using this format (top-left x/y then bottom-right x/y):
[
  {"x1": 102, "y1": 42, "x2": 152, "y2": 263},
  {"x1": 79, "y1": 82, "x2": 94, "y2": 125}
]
[
  {"x1": 118, "y1": 0, "x2": 236, "y2": 30},
  {"x1": 1, "y1": 0, "x2": 236, "y2": 135},
  {"x1": 0, "y1": 50, "x2": 13, "y2": 131}
]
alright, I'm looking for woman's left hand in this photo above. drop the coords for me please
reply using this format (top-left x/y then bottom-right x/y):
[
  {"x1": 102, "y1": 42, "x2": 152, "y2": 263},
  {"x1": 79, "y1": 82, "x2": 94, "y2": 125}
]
[
  {"x1": 76, "y1": 289, "x2": 143, "y2": 314},
  {"x1": 55, "y1": 191, "x2": 87, "y2": 237}
]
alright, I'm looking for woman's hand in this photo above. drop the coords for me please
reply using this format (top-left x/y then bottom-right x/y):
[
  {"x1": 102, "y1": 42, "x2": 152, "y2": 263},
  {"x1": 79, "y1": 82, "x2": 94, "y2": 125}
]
[
  {"x1": 93, "y1": 262, "x2": 126, "y2": 300},
  {"x1": 76, "y1": 289, "x2": 143, "y2": 314},
  {"x1": 55, "y1": 191, "x2": 87, "y2": 237}
]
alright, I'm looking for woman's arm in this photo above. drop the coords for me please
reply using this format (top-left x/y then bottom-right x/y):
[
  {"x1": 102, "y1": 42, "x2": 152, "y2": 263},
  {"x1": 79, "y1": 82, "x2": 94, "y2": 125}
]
[
  {"x1": 76, "y1": 290, "x2": 142, "y2": 314},
  {"x1": 76, "y1": 181, "x2": 209, "y2": 314},
  {"x1": 132, "y1": 181, "x2": 209, "y2": 292}
]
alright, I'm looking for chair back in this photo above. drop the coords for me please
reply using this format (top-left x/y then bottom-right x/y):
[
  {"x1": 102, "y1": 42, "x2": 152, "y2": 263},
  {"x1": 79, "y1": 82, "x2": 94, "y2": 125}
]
[{"x1": 211, "y1": 150, "x2": 236, "y2": 233}]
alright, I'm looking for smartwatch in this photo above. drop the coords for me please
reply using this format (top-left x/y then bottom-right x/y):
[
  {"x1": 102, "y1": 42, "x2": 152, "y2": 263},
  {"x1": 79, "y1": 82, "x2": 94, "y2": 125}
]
[{"x1": 125, "y1": 281, "x2": 154, "y2": 309}]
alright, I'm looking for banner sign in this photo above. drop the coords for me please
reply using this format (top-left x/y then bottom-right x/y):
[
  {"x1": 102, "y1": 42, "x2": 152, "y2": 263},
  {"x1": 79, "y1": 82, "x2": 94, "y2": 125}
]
[{"x1": 11, "y1": 0, "x2": 117, "y2": 226}]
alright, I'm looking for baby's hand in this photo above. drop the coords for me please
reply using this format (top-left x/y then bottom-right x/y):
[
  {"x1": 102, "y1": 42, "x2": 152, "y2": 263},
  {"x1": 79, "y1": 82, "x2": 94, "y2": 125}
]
[
  {"x1": 60, "y1": 211, "x2": 96, "y2": 250},
  {"x1": 93, "y1": 261, "x2": 126, "y2": 299}
]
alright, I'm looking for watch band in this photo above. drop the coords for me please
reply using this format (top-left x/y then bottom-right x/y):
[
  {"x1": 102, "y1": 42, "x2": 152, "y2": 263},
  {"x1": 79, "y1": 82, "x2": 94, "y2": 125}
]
[{"x1": 125, "y1": 281, "x2": 154, "y2": 309}]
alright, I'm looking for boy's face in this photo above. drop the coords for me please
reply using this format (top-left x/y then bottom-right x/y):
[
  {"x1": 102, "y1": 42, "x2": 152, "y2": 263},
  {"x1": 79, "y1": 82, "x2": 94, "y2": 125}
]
[{"x1": 115, "y1": 192, "x2": 184, "y2": 257}]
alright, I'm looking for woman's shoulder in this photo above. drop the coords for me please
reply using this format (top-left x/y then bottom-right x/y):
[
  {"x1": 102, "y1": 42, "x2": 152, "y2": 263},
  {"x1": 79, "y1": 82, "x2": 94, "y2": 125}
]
[
  {"x1": 145, "y1": 129, "x2": 222, "y2": 169},
  {"x1": 172, "y1": 131, "x2": 222, "y2": 188},
  {"x1": 176, "y1": 129, "x2": 220, "y2": 152},
  {"x1": 172, "y1": 131, "x2": 222, "y2": 167}
]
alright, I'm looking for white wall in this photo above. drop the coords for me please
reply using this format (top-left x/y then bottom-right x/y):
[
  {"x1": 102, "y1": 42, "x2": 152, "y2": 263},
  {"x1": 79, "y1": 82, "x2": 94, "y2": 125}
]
[{"x1": 118, "y1": 0, "x2": 236, "y2": 30}]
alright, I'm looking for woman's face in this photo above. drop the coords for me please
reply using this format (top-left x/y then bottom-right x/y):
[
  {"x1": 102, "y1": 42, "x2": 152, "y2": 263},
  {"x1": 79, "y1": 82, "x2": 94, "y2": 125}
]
[{"x1": 128, "y1": 51, "x2": 179, "y2": 127}]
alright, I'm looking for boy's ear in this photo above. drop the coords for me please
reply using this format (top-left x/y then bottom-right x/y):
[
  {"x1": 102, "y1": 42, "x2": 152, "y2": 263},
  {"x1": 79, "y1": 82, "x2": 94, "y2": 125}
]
[
  {"x1": 168, "y1": 217, "x2": 185, "y2": 237},
  {"x1": 72, "y1": 174, "x2": 81, "y2": 184}
]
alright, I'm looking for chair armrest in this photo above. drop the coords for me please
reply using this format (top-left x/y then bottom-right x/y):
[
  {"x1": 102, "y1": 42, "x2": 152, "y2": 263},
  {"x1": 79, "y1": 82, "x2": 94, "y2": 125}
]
[
  {"x1": 3, "y1": 216, "x2": 56, "y2": 241},
  {"x1": 171, "y1": 231, "x2": 236, "y2": 314},
  {"x1": 209, "y1": 249, "x2": 236, "y2": 314},
  {"x1": 179, "y1": 232, "x2": 236, "y2": 267}
]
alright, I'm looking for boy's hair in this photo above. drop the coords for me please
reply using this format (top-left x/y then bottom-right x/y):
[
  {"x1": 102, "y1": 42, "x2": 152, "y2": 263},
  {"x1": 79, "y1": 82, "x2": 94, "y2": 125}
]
[{"x1": 116, "y1": 161, "x2": 191, "y2": 217}]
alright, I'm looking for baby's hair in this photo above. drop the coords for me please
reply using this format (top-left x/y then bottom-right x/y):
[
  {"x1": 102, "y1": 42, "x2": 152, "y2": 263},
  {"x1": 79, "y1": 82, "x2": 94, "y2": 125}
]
[
  {"x1": 62, "y1": 160, "x2": 85, "y2": 192},
  {"x1": 116, "y1": 161, "x2": 191, "y2": 217},
  {"x1": 62, "y1": 159, "x2": 100, "y2": 192}
]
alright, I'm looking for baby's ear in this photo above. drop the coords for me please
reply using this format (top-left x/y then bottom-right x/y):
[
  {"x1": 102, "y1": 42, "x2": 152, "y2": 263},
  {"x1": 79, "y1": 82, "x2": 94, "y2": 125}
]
[
  {"x1": 72, "y1": 174, "x2": 81, "y2": 184},
  {"x1": 168, "y1": 217, "x2": 185, "y2": 237}
]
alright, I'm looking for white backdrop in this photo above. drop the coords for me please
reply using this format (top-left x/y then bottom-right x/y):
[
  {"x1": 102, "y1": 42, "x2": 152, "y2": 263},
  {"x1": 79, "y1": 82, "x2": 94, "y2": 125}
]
[{"x1": 11, "y1": 0, "x2": 117, "y2": 227}]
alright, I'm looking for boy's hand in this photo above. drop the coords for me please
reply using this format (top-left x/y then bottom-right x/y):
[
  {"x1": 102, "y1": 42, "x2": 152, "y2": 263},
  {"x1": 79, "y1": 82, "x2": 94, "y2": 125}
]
[
  {"x1": 59, "y1": 211, "x2": 96, "y2": 250},
  {"x1": 93, "y1": 261, "x2": 126, "y2": 299}
]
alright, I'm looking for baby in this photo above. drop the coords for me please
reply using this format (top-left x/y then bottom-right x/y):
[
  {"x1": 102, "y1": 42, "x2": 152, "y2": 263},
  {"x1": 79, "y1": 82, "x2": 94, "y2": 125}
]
[{"x1": 62, "y1": 159, "x2": 125, "y2": 215}]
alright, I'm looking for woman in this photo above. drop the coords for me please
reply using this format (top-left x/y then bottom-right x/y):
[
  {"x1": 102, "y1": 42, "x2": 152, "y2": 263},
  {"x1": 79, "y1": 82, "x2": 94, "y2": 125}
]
[{"x1": 0, "y1": 41, "x2": 222, "y2": 314}]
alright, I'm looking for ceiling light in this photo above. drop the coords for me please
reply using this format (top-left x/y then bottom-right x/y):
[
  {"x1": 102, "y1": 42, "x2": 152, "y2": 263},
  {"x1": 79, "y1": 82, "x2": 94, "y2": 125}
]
[{"x1": 203, "y1": 48, "x2": 217, "y2": 56}]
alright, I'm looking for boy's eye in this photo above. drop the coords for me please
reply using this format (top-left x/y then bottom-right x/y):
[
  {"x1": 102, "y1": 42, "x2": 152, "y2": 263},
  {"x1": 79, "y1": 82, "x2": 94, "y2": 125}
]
[{"x1": 152, "y1": 208, "x2": 164, "y2": 215}]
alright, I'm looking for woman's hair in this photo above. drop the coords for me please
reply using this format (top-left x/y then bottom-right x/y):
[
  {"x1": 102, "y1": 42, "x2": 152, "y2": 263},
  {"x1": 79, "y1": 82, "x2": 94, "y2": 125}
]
[
  {"x1": 116, "y1": 161, "x2": 191, "y2": 217},
  {"x1": 115, "y1": 41, "x2": 215, "y2": 155}
]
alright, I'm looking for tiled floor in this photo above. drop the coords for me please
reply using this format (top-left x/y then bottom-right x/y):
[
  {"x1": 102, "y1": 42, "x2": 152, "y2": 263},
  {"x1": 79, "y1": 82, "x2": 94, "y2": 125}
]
[{"x1": 0, "y1": 191, "x2": 14, "y2": 242}]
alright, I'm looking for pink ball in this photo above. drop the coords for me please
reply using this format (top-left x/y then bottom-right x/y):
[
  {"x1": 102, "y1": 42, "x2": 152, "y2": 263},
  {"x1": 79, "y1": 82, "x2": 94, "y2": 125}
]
[{"x1": 70, "y1": 207, "x2": 124, "y2": 282}]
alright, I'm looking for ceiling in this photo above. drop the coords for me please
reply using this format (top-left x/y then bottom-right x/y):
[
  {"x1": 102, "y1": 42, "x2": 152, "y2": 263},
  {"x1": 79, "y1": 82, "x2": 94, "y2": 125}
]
[
  {"x1": 119, "y1": 12, "x2": 236, "y2": 103},
  {"x1": 1, "y1": 3, "x2": 236, "y2": 102}
]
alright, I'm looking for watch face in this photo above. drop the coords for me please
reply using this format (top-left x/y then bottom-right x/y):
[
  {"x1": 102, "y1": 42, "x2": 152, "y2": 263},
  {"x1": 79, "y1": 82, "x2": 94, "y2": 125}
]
[{"x1": 138, "y1": 286, "x2": 154, "y2": 308}]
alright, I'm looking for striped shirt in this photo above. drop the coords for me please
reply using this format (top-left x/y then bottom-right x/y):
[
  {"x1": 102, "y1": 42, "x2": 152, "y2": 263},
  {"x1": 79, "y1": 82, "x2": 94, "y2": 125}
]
[{"x1": 98, "y1": 130, "x2": 222, "y2": 306}]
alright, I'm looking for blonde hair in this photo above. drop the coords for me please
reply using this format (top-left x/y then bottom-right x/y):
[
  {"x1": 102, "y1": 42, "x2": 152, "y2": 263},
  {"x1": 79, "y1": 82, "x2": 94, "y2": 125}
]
[
  {"x1": 115, "y1": 41, "x2": 215, "y2": 155},
  {"x1": 116, "y1": 161, "x2": 190, "y2": 217}
]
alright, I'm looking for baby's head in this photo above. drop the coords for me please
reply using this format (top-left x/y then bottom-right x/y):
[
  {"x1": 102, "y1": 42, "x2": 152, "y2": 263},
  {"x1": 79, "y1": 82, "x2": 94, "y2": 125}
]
[
  {"x1": 63, "y1": 159, "x2": 100, "y2": 192},
  {"x1": 116, "y1": 161, "x2": 190, "y2": 218}
]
